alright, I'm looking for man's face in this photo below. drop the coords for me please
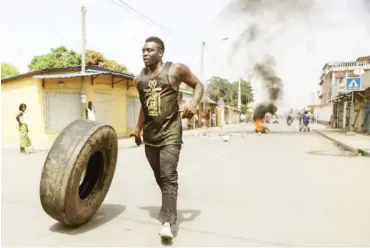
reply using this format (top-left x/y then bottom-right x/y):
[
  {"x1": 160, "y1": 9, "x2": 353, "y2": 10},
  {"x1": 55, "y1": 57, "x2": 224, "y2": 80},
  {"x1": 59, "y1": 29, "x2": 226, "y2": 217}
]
[
  {"x1": 88, "y1": 102, "x2": 92, "y2": 108},
  {"x1": 142, "y1": 42, "x2": 163, "y2": 67}
]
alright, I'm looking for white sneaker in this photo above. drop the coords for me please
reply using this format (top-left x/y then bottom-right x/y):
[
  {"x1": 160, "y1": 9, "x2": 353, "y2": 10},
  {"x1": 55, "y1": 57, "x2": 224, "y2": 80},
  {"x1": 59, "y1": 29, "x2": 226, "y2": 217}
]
[{"x1": 159, "y1": 222, "x2": 173, "y2": 239}]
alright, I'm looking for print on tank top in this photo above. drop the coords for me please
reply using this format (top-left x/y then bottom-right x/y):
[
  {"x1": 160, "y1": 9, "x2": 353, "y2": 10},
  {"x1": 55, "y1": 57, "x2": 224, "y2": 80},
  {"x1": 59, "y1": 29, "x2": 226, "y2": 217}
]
[{"x1": 144, "y1": 79, "x2": 162, "y2": 116}]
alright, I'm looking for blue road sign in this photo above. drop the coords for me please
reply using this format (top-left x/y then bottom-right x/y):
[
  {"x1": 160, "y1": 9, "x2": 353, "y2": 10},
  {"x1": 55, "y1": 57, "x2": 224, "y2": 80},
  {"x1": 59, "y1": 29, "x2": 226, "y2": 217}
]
[{"x1": 345, "y1": 77, "x2": 362, "y2": 91}]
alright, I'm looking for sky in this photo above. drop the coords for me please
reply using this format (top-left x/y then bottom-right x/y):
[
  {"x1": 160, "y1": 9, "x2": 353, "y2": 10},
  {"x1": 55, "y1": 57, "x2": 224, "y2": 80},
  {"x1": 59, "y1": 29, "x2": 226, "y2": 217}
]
[
  {"x1": 0, "y1": 0, "x2": 230, "y2": 76},
  {"x1": 1, "y1": 0, "x2": 370, "y2": 110}
]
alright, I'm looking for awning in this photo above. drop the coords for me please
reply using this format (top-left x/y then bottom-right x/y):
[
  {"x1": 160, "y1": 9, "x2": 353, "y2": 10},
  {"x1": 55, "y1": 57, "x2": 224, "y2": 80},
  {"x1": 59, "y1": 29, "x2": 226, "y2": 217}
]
[
  {"x1": 335, "y1": 73, "x2": 346, "y2": 78},
  {"x1": 329, "y1": 93, "x2": 355, "y2": 102},
  {"x1": 33, "y1": 70, "x2": 103, "y2": 79},
  {"x1": 225, "y1": 105, "x2": 241, "y2": 112},
  {"x1": 33, "y1": 69, "x2": 129, "y2": 79},
  {"x1": 357, "y1": 85, "x2": 370, "y2": 92},
  {"x1": 329, "y1": 95, "x2": 345, "y2": 102},
  {"x1": 201, "y1": 95, "x2": 216, "y2": 104}
]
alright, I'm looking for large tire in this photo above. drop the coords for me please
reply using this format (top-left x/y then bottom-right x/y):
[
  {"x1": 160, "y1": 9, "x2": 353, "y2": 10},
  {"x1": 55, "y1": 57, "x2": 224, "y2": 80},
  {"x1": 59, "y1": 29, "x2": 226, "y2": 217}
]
[{"x1": 39, "y1": 120, "x2": 118, "y2": 227}]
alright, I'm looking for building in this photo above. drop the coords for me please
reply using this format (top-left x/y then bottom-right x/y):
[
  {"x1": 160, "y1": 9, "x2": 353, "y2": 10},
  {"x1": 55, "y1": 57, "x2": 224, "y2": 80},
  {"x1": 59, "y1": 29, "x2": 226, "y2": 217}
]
[
  {"x1": 178, "y1": 83, "x2": 241, "y2": 128},
  {"x1": 1, "y1": 66, "x2": 138, "y2": 148},
  {"x1": 316, "y1": 57, "x2": 370, "y2": 133},
  {"x1": 318, "y1": 59, "x2": 370, "y2": 106}
]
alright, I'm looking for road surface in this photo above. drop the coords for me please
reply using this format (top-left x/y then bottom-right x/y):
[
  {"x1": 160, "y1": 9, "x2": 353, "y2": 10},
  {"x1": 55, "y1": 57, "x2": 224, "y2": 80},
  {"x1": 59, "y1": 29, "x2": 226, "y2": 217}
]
[{"x1": 2, "y1": 122, "x2": 370, "y2": 246}]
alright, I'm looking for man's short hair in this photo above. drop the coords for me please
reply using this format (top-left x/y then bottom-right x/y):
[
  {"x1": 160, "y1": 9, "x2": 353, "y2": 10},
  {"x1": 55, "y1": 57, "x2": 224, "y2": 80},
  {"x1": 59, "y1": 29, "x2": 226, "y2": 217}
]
[{"x1": 145, "y1": 37, "x2": 165, "y2": 51}]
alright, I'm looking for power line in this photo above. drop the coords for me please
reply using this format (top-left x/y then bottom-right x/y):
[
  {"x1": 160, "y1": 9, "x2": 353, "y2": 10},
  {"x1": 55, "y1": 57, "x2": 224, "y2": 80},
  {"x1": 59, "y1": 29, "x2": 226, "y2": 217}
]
[
  {"x1": 107, "y1": 0, "x2": 201, "y2": 43},
  {"x1": 109, "y1": 0, "x2": 175, "y2": 35},
  {"x1": 108, "y1": 0, "x2": 153, "y2": 27}
]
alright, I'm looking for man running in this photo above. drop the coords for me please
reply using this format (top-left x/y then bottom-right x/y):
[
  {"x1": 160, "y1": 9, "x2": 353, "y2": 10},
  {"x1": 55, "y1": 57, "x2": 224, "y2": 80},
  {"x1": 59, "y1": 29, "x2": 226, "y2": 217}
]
[{"x1": 130, "y1": 37, "x2": 204, "y2": 239}]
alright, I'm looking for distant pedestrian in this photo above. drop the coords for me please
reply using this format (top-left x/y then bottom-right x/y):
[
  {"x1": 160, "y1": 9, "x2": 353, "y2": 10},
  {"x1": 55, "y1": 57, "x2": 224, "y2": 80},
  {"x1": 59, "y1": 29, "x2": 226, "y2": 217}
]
[
  {"x1": 191, "y1": 114, "x2": 198, "y2": 129},
  {"x1": 201, "y1": 111, "x2": 206, "y2": 127},
  {"x1": 86, "y1": 101, "x2": 96, "y2": 121},
  {"x1": 212, "y1": 112, "x2": 216, "y2": 126},
  {"x1": 206, "y1": 109, "x2": 211, "y2": 127},
  {"x1": 16, "y1": 103, "x2": 32, "y2": 155}
]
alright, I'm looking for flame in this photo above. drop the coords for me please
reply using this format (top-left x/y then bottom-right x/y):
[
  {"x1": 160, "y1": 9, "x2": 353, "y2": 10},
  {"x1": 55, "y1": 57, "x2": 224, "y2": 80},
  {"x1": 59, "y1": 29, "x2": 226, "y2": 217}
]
[{"x1": 255, "y1": 118, "x2": 265, "y2": 132}]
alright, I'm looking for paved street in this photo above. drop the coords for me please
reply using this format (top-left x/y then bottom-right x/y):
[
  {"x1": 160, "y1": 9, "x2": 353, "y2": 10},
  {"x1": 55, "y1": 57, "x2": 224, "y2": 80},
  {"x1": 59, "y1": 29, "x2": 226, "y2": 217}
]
[{"x1": 2, "y1": 122, "x2": 370, "y2": 247}]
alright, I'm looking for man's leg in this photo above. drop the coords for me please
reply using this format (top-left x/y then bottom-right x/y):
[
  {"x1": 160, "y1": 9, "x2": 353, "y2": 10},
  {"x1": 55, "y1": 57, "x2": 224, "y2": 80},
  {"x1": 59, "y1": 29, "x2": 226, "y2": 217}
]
[
  {"x1": 158, "y1": 144, "x2": 181, "y2": 237},
  {"x1": 144, "y1": 145, "x2": 162, "y2": 189}
]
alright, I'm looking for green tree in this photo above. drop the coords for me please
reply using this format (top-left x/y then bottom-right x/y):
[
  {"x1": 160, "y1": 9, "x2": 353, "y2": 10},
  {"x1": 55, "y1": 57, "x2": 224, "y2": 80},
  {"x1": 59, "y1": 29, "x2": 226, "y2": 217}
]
[
  {"x1": 85, "y1": 50, "x2": 128, "y2": 73},
  {"x1": 86, "y1": 50, "x2": 104, "y2": 65},
  {"x1": 29, "y1": 46, "x2": 129, "y2": 73},
  {"x1": 206, "y1": 76, "x2": 234, "y2": 104},
  {"x1": 230, "y1": 78, "x2": 254, "y2": 106},
  {"x1": 1, "y1": 63, "x2": 20, "y2": 79},
  {"x1": 29, "y1": 46, "x2": 81, "y2": 71},
  {"x1": 99, "y1": 59, "x2": 128, "y2": 73},
  {"x1": 206, "y1": 76, "x2": 254, "y2": 114}
]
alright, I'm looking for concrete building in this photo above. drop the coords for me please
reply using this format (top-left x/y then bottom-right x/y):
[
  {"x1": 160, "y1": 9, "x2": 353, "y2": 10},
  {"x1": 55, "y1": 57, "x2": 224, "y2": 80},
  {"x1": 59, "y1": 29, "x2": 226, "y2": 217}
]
[
  {"x1": 316, "y1": 57, "x2": 370, "y2": 133},
  {"x1": 1, "y1": 66, "x2": 137, "y2": 148}
]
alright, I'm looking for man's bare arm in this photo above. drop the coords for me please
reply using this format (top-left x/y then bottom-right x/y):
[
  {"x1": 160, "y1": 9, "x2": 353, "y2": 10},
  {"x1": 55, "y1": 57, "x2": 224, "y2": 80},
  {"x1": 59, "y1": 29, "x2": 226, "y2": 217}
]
[
  {"x1": 132, "y1": 75, "x2": 144, "y2": 136},
  {"x1": 133, "y1": 107, "x2": 144, "y2": 135},
  {"x1": 175, "y1": 63, "x2": 204, "y2": 108}
]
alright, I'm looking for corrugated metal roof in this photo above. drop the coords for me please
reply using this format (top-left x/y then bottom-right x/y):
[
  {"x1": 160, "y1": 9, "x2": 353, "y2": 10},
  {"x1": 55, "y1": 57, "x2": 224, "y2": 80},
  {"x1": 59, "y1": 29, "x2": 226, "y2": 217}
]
[
  {"x1": 201, "y1": 95, "x2": 216, "y2": 104},
  {"x1": 33, "y1": 70, "x2": 103, "y2": 79},
  {"x1": 2, "y1": 65, "x2": 134, "y2": 82}
]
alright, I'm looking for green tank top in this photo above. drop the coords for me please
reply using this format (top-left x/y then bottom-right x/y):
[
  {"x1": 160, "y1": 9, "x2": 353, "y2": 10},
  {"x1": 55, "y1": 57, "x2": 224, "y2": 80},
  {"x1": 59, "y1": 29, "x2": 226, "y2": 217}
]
[{"x1": 137, "y1": 61, "x2": 183, "y2": 147}]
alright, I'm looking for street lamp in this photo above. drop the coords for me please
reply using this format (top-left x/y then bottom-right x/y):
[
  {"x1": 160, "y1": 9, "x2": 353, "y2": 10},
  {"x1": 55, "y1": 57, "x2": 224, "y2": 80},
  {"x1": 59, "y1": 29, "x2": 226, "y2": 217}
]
[{"x1": 200, "y1": 36, "x2": 230, "y2": 114}]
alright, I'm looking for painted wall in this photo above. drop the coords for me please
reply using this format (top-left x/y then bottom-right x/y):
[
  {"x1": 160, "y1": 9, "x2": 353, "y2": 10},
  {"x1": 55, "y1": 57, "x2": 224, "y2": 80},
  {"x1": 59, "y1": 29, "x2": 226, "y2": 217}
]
[
  {"x1": 2, "y1": 74, "x2": 137, "y2": 148},
  {"x1": 316, "y1": 104, "x2": 333, "y2": 124},
  {"x1": 43, "y1": 75, "x2": 138, "y2": 139},
  {"x1": 1, "y1": 77, "x2": 45, "y2": 147}
]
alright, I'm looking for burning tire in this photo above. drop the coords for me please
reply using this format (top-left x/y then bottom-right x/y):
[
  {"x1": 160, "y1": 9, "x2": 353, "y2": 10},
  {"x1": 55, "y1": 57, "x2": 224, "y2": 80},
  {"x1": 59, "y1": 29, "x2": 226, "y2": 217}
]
[{"x1": 39, "y1": 120, "x2": 118, "y2": 227}]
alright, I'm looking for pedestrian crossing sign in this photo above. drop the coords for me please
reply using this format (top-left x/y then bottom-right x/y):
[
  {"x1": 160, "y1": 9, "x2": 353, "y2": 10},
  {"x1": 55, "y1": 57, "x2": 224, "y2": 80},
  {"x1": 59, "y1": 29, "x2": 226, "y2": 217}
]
[{"x1": 345, "y1": 77, "x2": 362, "y2": 91}]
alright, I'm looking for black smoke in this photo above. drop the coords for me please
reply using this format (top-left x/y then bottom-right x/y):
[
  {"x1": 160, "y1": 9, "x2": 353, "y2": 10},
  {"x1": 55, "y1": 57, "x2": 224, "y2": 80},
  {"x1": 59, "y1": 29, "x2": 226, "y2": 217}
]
[
  {"x1": 253, "y1": 103, "x2": 277, "y2": 120},
  {"x1": 252, "y1": 57, "x2": 283, "y2": 120},
  {"x1": 220, "y1": 0, "x2": 314, "y2": 120}
]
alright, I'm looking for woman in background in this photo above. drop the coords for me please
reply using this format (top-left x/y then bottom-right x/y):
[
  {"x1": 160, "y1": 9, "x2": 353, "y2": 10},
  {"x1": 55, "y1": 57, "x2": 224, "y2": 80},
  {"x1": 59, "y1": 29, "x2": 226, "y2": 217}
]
[{"x1": 16, "y1": 103, "x2": 32, "y2": 154}]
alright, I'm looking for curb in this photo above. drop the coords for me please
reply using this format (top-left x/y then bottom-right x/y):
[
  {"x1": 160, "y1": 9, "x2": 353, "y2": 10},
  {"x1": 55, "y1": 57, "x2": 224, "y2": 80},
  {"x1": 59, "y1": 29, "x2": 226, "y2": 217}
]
[{"x1": 314, "y1": 129, "x2": 370, "y2": 157}]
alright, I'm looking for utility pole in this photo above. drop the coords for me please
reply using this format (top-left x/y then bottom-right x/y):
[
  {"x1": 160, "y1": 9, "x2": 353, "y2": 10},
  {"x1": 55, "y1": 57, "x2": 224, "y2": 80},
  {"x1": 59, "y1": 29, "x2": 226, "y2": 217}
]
[
  {"x1": 81, "y1": 5, "x2": 86, "y2": 73},
  {"x1": 80, "y1": 5, "x2": 87, "y2": 111},
  {"x1": 200, "y1": 41, "x2": 206, "y2": 114},
  {"x1": 237, "y1": 77, "x2": 241, "y2": 110}
]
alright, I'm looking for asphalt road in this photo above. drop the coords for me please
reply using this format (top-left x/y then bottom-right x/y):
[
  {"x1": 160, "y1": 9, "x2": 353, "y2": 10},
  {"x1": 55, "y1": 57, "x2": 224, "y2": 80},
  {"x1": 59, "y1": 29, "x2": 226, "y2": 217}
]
[{"x1": 2, "y1": 122, "x2": 370, "y2": 247}]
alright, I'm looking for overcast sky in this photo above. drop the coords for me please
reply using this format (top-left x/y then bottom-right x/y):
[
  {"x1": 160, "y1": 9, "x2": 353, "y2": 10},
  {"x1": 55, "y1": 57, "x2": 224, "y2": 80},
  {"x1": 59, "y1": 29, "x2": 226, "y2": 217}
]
[
  {"x1": 0, "y1": 0, "x2": 229, "y2": 76},
  {"x1": 1, "y1": 0, "x2": 370, "y2": 110}
]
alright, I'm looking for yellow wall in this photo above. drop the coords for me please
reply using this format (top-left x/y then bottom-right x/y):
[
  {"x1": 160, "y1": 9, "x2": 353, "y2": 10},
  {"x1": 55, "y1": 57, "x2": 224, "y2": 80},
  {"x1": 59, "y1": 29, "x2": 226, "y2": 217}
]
[
  {"x1": 43, "y1": 75, "x2": 138, "y2": 139},
  {"x1": 42, "y1": 77, "x2": 84, "y2": 142},
  {"x1": 84, "y1": 75, "x2": 138, "y2": 137},
  {"x1": 1, "y1": 77, "x2": 45, "y2": 147},
  {"x1": 2, "y1": 74, "x2": 137, "y2": 148}
]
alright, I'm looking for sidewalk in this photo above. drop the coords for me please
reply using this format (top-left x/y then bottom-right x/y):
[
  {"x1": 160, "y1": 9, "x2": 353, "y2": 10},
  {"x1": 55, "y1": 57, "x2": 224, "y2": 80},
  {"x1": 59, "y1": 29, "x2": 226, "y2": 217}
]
[{"x1": 311, "y1": 123, "x2": 370, "y2": 157}]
